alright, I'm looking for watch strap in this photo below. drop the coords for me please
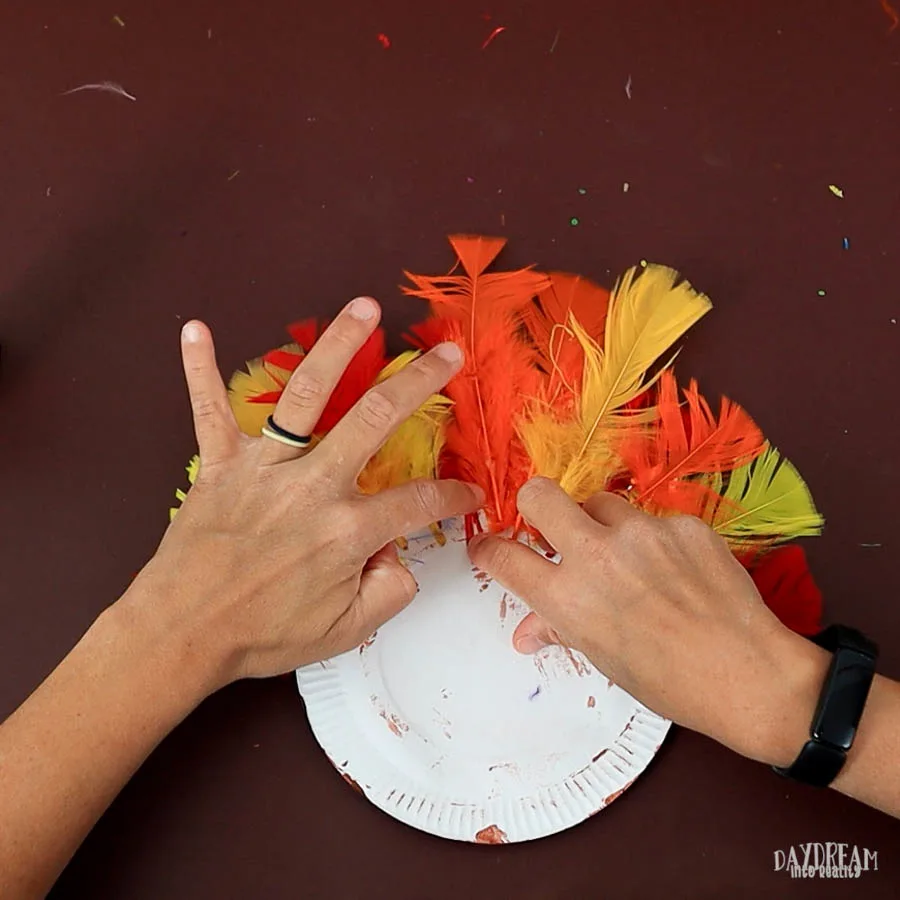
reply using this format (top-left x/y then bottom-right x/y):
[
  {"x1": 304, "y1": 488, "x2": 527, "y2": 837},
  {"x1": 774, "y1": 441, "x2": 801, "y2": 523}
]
[{"x1": 773, "y1": 625, "x2": 877, "y2": 788}]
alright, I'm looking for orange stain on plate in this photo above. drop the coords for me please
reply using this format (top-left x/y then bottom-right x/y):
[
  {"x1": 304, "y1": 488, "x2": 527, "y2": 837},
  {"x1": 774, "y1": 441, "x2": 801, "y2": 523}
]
[
  {"x1": 475, "y1": 824, "x2": 508, "y2": 844},
  {"x1": 603, "y1": 778, "x2": 636, "y2": 807},
  {"x1": 341, "y1": 772, "x2": 364, "y2": 795}
]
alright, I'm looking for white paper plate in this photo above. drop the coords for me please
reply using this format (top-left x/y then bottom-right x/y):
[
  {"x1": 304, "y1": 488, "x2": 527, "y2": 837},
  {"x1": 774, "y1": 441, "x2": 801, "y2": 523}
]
[{"x1": 296, "y1": 518, "x2": 670, "y2": 843}]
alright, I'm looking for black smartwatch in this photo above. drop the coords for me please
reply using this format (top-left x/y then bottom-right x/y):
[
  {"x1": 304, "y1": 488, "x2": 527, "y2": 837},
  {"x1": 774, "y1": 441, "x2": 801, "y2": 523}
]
[{"x1": 773, "y1": 625, "x2": 878, "y2": 787}]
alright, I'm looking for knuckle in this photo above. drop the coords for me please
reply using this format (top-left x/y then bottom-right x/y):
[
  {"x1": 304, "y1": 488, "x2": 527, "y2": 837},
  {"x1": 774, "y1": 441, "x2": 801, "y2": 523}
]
[
  {"x1": 479, "y1": 537, "x2": 512, "y2": 574},
  {"x1": 286, "y1": 369, "x2": 328, "y2": 408},
  {"x1": 618, "y1": 514, "x2": 655, "y2": 543},
  {"x1": 410, "y1": 479, "x2": 443, "y2": 518},
  {"x1": 517, "y1": 476, "x2": 550, "y2": 508},
  {"x1": 670, "y1": 514, "x2": 709, "y2": 539},
  {"x1": 356, "y1": 389, "x2": 398, "y2": 431},
  {"x1": 191, "y1": 395, "x2": 218, "y2": 420},
  {"x1": 326, "y1": 503, "x2": 365, "y2": 543}
]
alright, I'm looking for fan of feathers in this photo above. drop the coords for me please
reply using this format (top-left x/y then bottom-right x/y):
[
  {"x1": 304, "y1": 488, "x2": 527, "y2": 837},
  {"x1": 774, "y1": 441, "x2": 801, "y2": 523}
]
[{"x1": 172, "y1": 235, "x2": 825, "y2": 637}]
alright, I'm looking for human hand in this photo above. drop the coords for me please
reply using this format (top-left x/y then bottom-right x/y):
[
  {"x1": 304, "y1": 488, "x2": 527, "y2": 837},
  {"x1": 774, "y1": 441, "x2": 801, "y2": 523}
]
[
  {"x1": 125, "y1": 298, "x2": 482, "y2": 691},
  {"x1": 468, "y1": 478, "x2": 829, "y2": 766}
]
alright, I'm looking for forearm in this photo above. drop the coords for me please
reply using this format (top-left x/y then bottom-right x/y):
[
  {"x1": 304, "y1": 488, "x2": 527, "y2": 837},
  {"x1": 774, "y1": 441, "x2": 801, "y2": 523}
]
[{"x1": 0, "y1": 585, "x2": 215, "y2": 899}]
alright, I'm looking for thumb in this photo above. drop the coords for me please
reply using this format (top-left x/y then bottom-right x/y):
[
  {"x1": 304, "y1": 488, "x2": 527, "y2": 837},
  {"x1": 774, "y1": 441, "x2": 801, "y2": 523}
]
[
  {"x1": 513, "y1": 611, "x2": 562, "y2": 655},
  {"x1": 348, "y1": 551, "x2": 418, "y2": 643}
]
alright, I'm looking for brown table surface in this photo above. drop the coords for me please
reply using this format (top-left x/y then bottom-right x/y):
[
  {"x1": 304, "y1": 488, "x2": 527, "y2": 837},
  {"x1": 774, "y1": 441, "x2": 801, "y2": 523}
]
[{"x1": 2, "y1": 1, "x2": 899, "y2": 896}]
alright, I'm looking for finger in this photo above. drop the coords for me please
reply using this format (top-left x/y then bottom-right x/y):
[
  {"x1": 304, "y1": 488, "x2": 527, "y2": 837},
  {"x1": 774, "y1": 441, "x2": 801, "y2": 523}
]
[
  {"x1": 512, "y1": 612, "x2": 562, "y2": 655},
  {"x1": 341, "y1": 555, "x2": 418, "y2": 646},
  {"x1": 582, "y1": 491, "x2": 638, "y2": 527},
  {"x1": 467, "y1": 534, "x2": 559, "y2": 606},
  {"x1": 516, "y1": 477, "x2": 594, "y2": 556},
  {"x1": 181, "y1": 321, "x2": 240, "y2": 465},
  {"x1": 319, "y1": 342, "x2": 463, "y2": 481},
  {"x1": 261, "y1": 296, "x2": 381, "y2": 463},
  {"x1": 360, "y1": 479, "x2": 484, "y2": 554}
]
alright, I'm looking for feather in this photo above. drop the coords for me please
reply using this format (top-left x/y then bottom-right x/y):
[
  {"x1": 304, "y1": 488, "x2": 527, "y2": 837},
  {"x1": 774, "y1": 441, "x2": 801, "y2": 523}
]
[
  {"x1": 403, "y1": 317, "x2": 447, "y2": 352},
  {"x1": 747, "y1": 545, "x2": 823, "y2": 636},
  {"x1": 358, "y1": 352, "x2": 452, "y2": 494},
  {"x1": 227, "y1": 322, "x2": 387, "y2": 436},
  {"x1": 228, "y1": 356, "x2": 294, "y2": 436},
  {"x1": 706, "y1": 444, "x2": 824, "y2": 546},
  {"x1": 521, "y1": 272, "x2": 610, "y2": 402},
  {"x1": 403, "y1": 235, "x2": 549, "y2": 530},
  {"x1": 169, "y1": 455, "x2": 200, "y2": 521},
  {"x1": 623, "y1": 371, "x2": 766, "y2": 515},
  {"x1": 551, "y1": 265, "x2": 712, "y2": 499}
]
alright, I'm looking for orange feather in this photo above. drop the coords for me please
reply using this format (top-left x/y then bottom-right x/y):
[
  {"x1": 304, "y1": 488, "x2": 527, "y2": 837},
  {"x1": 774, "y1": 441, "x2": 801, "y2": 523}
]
[
  {"x1": 403, "y1": 235, "x2": 549, "y2": 531},
  {"x1": 621, "y1": 370, "x2": 766, "y2": 515},
  {"x1": 522, "y1": 272, "x2": 610, "y2": 405}
]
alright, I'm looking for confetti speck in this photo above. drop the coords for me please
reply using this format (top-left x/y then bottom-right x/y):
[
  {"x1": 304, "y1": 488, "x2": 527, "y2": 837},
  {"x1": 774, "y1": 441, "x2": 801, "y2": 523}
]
[
  {"x1": 817, "y1": 289, "x2": 826, "y2": 297},
  {"x1": 625, "y1": 74, "x2": 633, "y2": 100},
  {"x1": 548, "y1": 29, "x2": 561, "y2": 54},
  {"x1": 842, "y1": 237, "x2": 850, "y2": 250},
  {"x1": 112, "y1": 14, "x2": 125, "y2": 27},
  {"x1": 227, "y1": 169, "x2": 240, "y2": 181},
  {"x1": 481, "y1": 25, "x2": 506, "y2": 50},
  {"x1": 569, "y1": 216, "x2": 580, "y2": 227},
  {"x1": 623, "y1": 182, "x2": 630, "y2": 192},
  {"x1": 828, "y1": 184, "x2": 844, "y2": 198},
  {"x1": 377, "y1": 32, "x2": 391, "y2": 49},
  {"x1": 577, "y1": 187, "x2": 587, "y2": 195},
  {"x1": 62, "y1": 81, "x2": 136, "y2": 101},
  {"x1": 640, "y1": 259, "x2": 648, "y2": 268}
]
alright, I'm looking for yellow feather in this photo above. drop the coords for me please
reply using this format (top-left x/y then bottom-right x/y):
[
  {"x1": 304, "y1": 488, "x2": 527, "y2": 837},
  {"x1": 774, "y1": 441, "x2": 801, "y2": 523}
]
[
  {"x1": 227, "y1": 345, "x2": 299, "y2": 436},
  {"x1": 358, "y1": 353, "x2": 452, "y2": 494},
  {"x1": 555, "y1": 266, "x2": 711, "y2": 498},
  {"x1": 707, "y1": 444, "x2": 824, "y2": 546},
  {"x1": 169, "y1": 455, "x2": 200, "y2": 521}
]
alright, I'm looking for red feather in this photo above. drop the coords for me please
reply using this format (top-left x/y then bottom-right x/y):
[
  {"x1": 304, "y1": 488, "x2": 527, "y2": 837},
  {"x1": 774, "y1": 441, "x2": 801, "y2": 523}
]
[
  {"x1": 622, "y1": 371, "x2": 766, "y2": 515},
  {"x1": 403, "y1": 235, "x2": 549, "y2": 531},
  {"x1": 252, "y1": 319, "x2": 387, "y2": 433},
  {"x1": 403, "y1": 317, "x2": 447, "y2": 352},
  {"x1": 747, "y1": 545, "x2": 823, "y2": 636}
]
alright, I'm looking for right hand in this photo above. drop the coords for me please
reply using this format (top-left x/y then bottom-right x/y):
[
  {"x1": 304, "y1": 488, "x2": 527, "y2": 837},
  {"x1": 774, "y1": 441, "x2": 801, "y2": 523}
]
[{"x1": 468, "y1": 478, "x2": 829, "y2": 766}]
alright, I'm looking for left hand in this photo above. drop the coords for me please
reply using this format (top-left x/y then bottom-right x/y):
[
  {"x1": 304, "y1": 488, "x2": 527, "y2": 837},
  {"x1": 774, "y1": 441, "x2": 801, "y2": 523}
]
[{"x1": 127, "y1": 297, "x2": 483, "y2": 689}]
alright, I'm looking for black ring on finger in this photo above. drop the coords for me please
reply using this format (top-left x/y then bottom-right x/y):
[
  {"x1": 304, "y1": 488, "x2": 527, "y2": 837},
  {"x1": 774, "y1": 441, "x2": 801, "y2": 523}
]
[{"x1": 261, "y1": 414, "x2": 312, "y2": 449}]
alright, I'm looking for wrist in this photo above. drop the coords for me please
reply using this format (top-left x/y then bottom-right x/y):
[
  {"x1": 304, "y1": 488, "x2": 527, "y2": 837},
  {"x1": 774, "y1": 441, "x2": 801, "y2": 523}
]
[
  {"x1": 100, "y1": 574, "x2": 230, "y2": 705},
  {"x1": 720, "y1": 627, "x2": 831, "y2": 767}
]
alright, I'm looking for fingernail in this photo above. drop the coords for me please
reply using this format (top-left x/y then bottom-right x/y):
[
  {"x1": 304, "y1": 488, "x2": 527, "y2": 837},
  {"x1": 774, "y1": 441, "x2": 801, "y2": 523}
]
[
  {"x1": 467, "y1": 532, "x2": 489, "y2": 552},
  {"x1": 465, "y1": 482, "x2": 486, "y2": 505},
  {"x1": 433, "y1": 341, "x2": 462, "y2": 363},
  {"x1": 347, "y1": 296, "x2": 377, "y2": 320},
  {"x1": 182, "y1": 322, "x2": 202, "y2": 343},
  {"x1": 514, "y1": 632, "x2": 549, "y2": 655}
]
